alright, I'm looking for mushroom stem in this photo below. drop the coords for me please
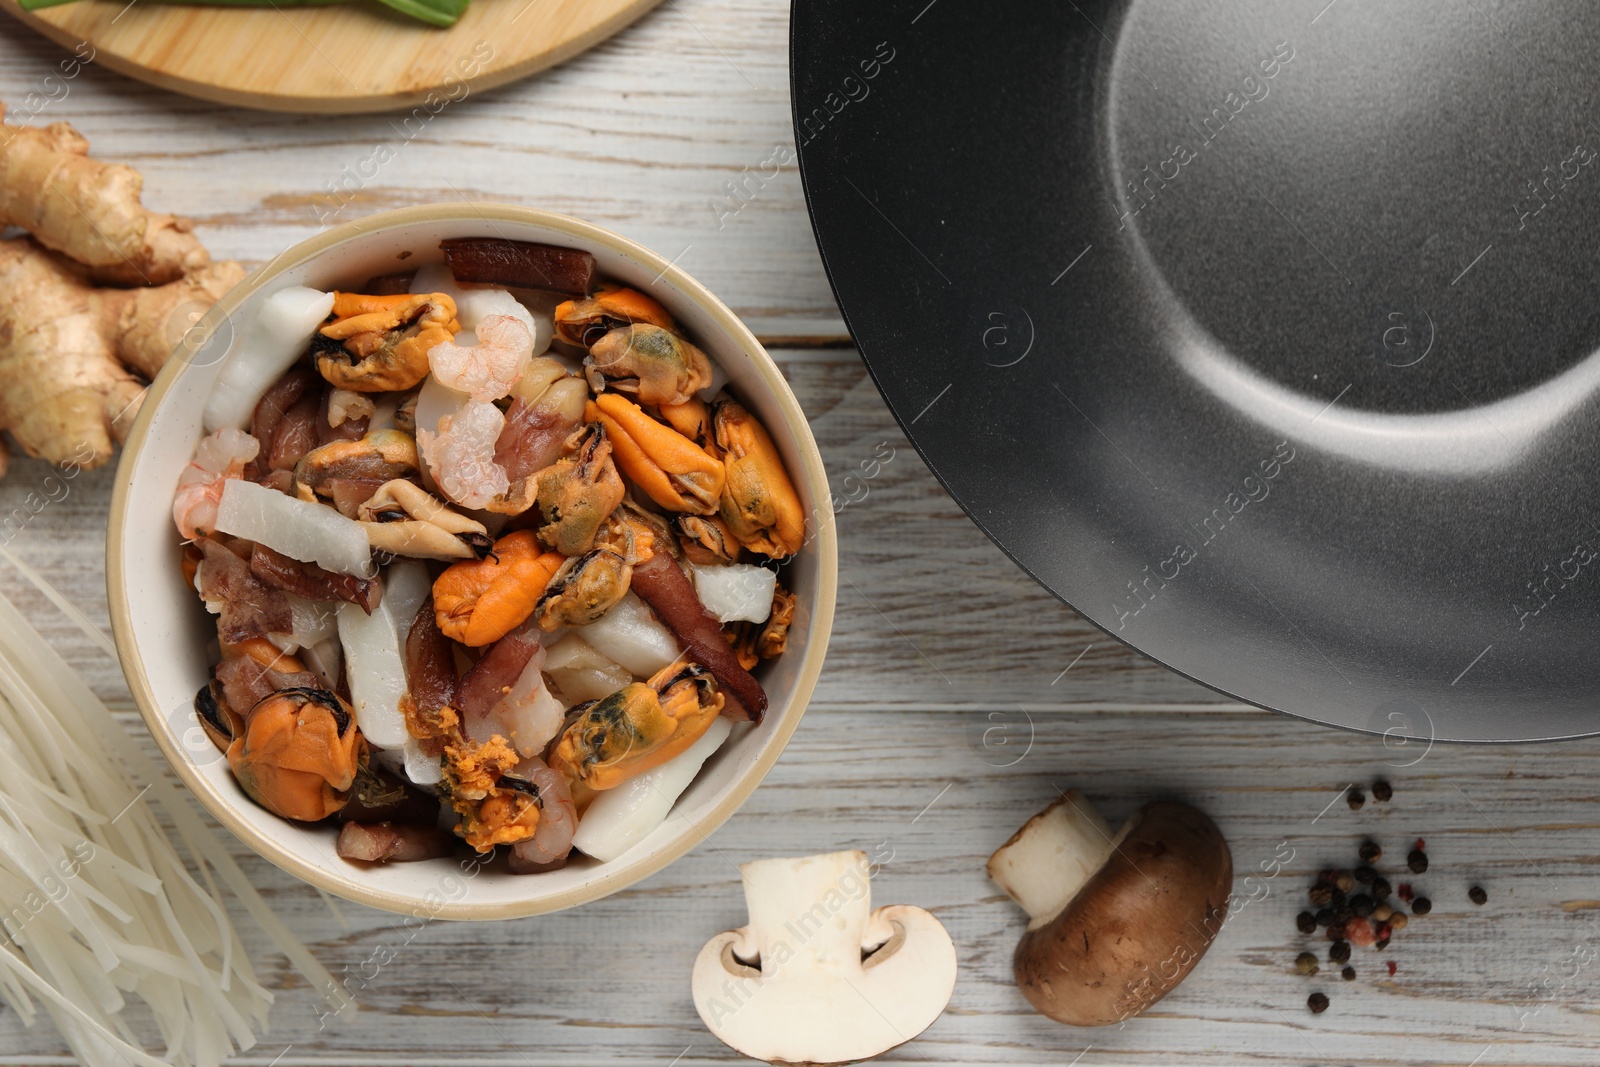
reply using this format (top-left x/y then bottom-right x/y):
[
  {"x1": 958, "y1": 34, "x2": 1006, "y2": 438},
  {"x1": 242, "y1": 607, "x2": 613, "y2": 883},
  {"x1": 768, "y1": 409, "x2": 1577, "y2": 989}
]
[
  {"x1": 986, "y1": 790, "x2": 1117, "y2": 930},
  {"x1": 734, "y1": 850, "x2": 889, "y2": 971}
]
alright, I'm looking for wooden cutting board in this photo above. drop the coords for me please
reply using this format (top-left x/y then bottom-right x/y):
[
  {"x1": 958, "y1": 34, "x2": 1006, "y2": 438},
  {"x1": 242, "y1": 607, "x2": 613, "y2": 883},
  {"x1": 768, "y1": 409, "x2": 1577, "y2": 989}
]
[{"x1": 1, "y1": 0, "x2": 663, "y2": 113}]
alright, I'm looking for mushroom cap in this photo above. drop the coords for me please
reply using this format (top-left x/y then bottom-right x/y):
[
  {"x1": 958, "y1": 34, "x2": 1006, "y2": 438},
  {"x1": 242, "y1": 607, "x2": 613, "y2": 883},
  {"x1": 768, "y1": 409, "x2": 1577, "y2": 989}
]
[{"x1": 1013, "y1": 799, "x2": 1232, "y2": 1026}]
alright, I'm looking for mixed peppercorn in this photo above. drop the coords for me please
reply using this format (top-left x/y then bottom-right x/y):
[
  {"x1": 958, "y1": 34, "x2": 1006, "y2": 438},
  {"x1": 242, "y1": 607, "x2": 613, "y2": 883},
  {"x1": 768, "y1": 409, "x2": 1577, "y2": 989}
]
[{"x1": 1292, "y1": 779, "x2": 1488, "y2": 1014}]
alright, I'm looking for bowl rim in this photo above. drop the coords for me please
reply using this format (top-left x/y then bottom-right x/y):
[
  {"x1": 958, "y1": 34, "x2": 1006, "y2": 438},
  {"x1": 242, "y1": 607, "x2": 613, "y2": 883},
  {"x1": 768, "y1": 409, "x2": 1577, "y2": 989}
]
[{"x1": 106, "y1": 203, "x2": 838, "y2": 920}]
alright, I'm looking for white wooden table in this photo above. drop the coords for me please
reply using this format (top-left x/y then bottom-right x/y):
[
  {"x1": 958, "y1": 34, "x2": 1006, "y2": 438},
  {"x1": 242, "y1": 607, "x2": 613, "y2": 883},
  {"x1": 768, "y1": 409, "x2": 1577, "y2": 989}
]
[{"x1": 2, "y1": 4, "x2": 1599, "y2": 1064}]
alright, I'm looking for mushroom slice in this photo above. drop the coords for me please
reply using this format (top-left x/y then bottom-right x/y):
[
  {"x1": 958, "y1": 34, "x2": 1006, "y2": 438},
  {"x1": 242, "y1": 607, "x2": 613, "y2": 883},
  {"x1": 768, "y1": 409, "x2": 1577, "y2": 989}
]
[
  {"x1": 691, "y1": 850, "x2": 957, "y2": 1066},
  {"x1": 987, "y1": 792, "x2": 1233, "y2": 1027}
]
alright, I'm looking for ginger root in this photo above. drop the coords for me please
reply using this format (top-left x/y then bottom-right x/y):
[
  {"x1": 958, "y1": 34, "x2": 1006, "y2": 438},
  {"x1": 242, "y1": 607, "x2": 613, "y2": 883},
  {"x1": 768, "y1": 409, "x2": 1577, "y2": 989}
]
[
  {"x1": 0, "y1": 102, "x2": 208, "y2": 285},
  {"x1": 0, "y1": 102, "x2": 243, "y2": 477}
]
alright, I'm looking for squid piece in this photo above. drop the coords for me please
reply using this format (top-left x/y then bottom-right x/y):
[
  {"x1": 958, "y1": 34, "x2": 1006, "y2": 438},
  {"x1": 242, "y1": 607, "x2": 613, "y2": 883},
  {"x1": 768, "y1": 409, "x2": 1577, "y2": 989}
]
[
  {"x1": 585, "y1": 323, "x2": 712, "y2": 407},
  {"x1": 554, "y1": 284, "x2": 676, "y2": 348},
  {"x1": 547, "y1": 661, "x2": 725, "y2": 792},
  {"x1": 542, "y1": 634, "x2": 635, "y2": 705},
  {"x1": 630, "y1": 551, "x2": 767, "y2": 722},
  {"x1": 432, "y1": 530, "x2": 564, "y2": 646},
  {"x1": 314, "y1": 291, "x2": 461, "y2": 393},
  {"x1": 713, "y1": 396, "x2": 805, "y2": 558},
  {"x1": 226, "y1": 686, "x2": 365, "y2": 822},
  {"x1": 589, "y1": 393, "x2": 724, "y2": 515},
  {"x1": 534, "y1": 423, "x2": 626, "y2": 555},
  {"x1": 358, "y1": 479, "x2": 492, "y2": 561}
]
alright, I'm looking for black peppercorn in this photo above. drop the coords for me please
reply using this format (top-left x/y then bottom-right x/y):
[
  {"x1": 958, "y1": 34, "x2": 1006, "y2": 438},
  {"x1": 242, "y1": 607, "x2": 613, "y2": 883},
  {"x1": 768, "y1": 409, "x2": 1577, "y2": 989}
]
[
  {"x1": 1413, "y1": 896, "x2": 1433, "y2": 915},
  {"x1": 1297, "y1": 910, "x2": 1318, "y2": 934},
  {"x1": 1326, "y1": 921, "x2": 1346, "y2": 941},
  {"x1": 1315, "y1": 907, "x2": 1335, "y2": 928},
  {"x1": 1358, "y1": 840, "x2": 1382, "y2": 864},
  {"x1": 1294, "y1": 951, "x2": 1320, "y2": 975},
  {"x1": 1341, "y1": 965, "x2": 1356, "y2": 980},
  {"x1": 1354, "y1": 864, "x2": 1377, "y2": 884},
  {"x1": 1350, "y1": 894, "x2": 1373, "y2": 918},
  {"x1": 1371, "y1": 877, "x2": 1392, "y2": 902},
  {"x1": 1308, "y1": 992, "x2": 1330, "y2": 1014},
  {"x1": 1469, "y1": 885, "x2": 1487, "y2": 906},
  {"x1": 1329, "y1": 940, "x2": 1351, "y2": 964},
  {"x1": 1309, "y1": 884, "x2": 1334, "y2": 907},
  {"x1": 1374, "y1": 937, "x2": 1391, "y2": 950},
  {"x1": 1407, "y1": 849, "x2": 1429, "y2": 874},
  {"x1": 1330, "y1": 889, "x2": 1348, "y2": 909},
  {"x1": 1372, "y1": 779, "x2": 1393, "y2": 802},
  {"x1": 1334, "y1": 904, "x2": 1354, "y2": 925},
  {"x1": 1347, "y1": 787, "x2": 1365, "y2": 810}
]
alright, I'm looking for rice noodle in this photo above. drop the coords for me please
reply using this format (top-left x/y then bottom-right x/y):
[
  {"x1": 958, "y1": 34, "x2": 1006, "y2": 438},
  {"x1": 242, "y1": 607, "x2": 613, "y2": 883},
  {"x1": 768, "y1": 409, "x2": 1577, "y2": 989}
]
[{"x1": 0, "y1": 560, "x2": 346, "y2": 1065}]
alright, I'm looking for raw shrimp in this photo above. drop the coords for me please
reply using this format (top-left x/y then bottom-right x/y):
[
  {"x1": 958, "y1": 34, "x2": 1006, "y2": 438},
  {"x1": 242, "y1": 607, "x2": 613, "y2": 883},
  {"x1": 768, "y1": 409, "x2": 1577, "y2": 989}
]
[
  {"x1": 173, "y1": 427, "x2": 260, "y2": 539},
  {"x1": 508, "y1": 758, "x2": 578, "y2": 872},
  {"x1": 427, "y1": 314, "x2": 534, "y2": 402},
  {"x1": 416, "y1": 399, "x2": 509, "y2": 509}
]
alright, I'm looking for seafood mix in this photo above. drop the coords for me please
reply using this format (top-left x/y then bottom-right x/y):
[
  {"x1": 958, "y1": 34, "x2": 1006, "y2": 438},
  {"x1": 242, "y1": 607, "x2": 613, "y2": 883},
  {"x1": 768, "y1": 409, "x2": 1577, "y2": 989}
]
[{"x1": 172, "y1": 237, "x2": 802, "y2": 874}]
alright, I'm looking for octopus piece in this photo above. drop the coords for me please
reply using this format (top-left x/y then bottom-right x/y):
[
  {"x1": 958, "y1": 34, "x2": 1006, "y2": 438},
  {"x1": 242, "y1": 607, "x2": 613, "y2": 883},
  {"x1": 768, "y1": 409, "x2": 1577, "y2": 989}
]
[
  {"x1": 629, "y1": 550, "x2": 767, "y2": 722},
  {"x1": 547, "y1": 661, "x2": 725, "y2": 792},
  {"x1": 267, "y1": 389, "x2": 323, "y2": 473},
  {"x1": 456, "y1": 624, "x2": 565, "y2": 757},
  {"x1": 713, "y1": 396, "x2": 805, "y2": 558},
  {"x1": 488, "y1": 377, "x2": 588, "y2": 516},
  {"x1": 173, "y1": 427, "x2": 260, "y2": 540},
  {"x1": 439, "y1": 237, "x2": 596, "y2": 297},
  {"x1": 358, "y1": 479, "x2": 492, "y2": 562},
  {"x1": 197, "y1": 538, "x2": 293, "y2": 644},
  {"x1": 249, "y1": 542, "x2": 382, "y2": 613},
  {"x1": 427, "y1": 313, "x2": 535, "y2": 402},
  {"x1": 589, "y1": 393, "x2": 724, "y2": 516},
  {"x1": 554, "y1": 285, "x2": 676, "y2": 348},
  {"x1": 417, "y1": 399, "x2": 510, "y2": 511},
  {"x1": 402, "y1": 599, "x2": 460, "y2": 746},
  {"x1": 432, "y1": 530, "x2": 564, "y2": 646},
  {"x1": 534, "y1": 423, "x2": 626, "y2": 555},
  {"x1": 227, "y1": 686, "x2": 365, "y2": 822},
  {"x1": 314, "y1": 291, "x2": 461, "y2": 393},
  {"x1": 586, "y1": 323, "x2": 713, "y2": 407},
  {"x1": 336, "y1": 821, "x2": 454, "y2": 864},
  {"x1": 249, "y1": 366, "x2": 317, "y2": 470}
]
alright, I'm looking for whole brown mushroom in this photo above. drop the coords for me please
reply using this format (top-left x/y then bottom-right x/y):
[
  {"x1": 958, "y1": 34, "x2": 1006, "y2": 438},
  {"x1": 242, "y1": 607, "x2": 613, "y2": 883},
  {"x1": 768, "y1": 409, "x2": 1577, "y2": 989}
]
[{"x1": 987, "y1": 791, "x2": 1233, "y2": 1026}]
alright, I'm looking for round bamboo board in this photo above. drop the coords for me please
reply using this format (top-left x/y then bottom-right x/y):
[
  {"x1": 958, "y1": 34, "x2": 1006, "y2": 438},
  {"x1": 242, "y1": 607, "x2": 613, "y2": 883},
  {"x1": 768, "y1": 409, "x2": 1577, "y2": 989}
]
[{"x1": 1, "y1": 0, "x2": 663, "y2": 113}]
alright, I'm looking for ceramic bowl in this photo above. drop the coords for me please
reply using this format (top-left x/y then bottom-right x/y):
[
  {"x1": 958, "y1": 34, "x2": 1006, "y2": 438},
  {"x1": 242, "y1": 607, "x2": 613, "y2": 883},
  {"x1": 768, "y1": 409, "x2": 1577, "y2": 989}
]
[{"x1": 107, "y1": 204, "x2": 837, "y2": 919}]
